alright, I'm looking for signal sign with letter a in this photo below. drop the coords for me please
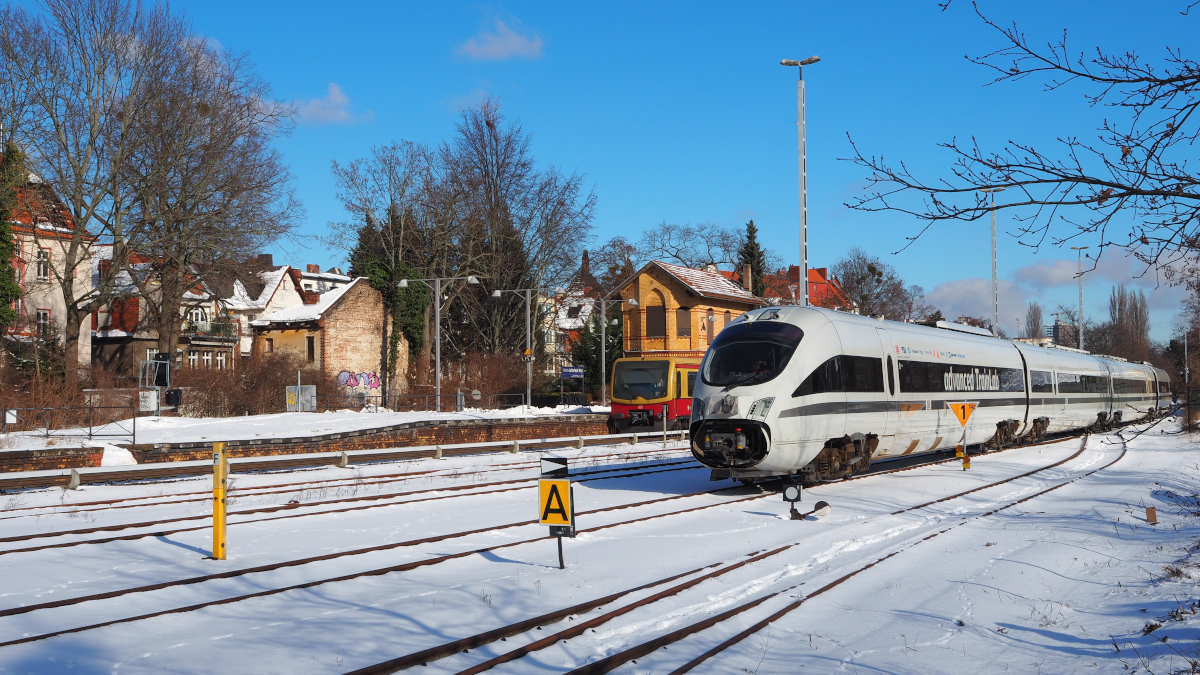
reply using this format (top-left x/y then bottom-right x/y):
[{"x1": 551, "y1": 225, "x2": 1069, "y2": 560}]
[{"x1": 539, "y1": 479, "x2": 572, "y2": 526}]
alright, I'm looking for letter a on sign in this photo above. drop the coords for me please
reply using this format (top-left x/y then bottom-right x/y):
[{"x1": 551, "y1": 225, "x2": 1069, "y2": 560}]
[
  {"x1": 947, "y1": 402, "x2": 978, "y2": 427},
  {"x1": 539, "y1": 479, "x2": 572, "y2": 526}
]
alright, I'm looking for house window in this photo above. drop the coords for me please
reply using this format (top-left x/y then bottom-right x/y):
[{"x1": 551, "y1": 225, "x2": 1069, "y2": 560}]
[
  {"x1": 146, "y1": 348, "x2": 159, "y2": 361},
  {"x1": 216, "y1": 352, "x2": 227, "y2": 370},
  {"x1": 202, "y1": 351, "x2": 212, "y2": 368},
  {"x1": 186, "y1": 307, "x2": 207, "y2": 323},
  {"x1": 35, "y1": 309, "x2": 50, "y2": 338},
  {"x1": 188, "y1": 350, "x2": 198, "y2": 368},
  {"x1": 566, "y1": 305, "x2": 582, "y2": 319},
  {"x1": 645, "y1": 306, "x2": 666, "y2": 337},
  {"x1": 676, "y1": 308, "x2": 691, "y2": 337},
  {"x1": 36, "y1": 250, "x2": 50, "y2": 281},
  {"x1": 723, "y1": 310, "x2": 732, "y2": 327},
  {"x1": 265, "y1": 338, "x2": 273, "y2": 353},
  {"x1": 306, "y1": 335, "x2": 315, "y2": 362}
]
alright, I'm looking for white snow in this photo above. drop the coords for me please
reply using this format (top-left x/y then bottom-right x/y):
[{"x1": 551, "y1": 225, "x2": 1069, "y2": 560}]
[
  {"x1": 251, "y1": 277, "x2": 362, "y2": 324},
  {"x1": 0, "y1": 422, "x2": 1196, "y2": 674},
  {"x1": 0, "y1": 405, "x2": 608, "y2": 450}
]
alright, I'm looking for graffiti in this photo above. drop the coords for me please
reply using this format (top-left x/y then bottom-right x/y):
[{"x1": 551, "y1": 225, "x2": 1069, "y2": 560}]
[{"x1": 338, "y1": 370, "x2": 381, "y2": 389}]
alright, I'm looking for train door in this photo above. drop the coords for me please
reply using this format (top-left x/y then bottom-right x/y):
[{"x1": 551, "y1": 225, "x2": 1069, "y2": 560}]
[{"x1": 874, "y1": 328, "x2": 899, "y2": 449}]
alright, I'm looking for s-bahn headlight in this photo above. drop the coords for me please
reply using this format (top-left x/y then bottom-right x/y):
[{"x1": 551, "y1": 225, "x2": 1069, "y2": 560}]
[
  {"x1": 692, "y1": 398, "x2": 706, "y2": 420},
  {"x1": 747, "y1": 397, "x2": 775, "y2": 420}
]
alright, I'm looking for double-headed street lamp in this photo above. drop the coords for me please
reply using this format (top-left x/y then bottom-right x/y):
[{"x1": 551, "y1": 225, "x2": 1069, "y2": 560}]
[
  {"x1": 598, "y1": 296, "x2": 637, "y2": 406},
  {"x1": 980, "y1": 187, "x2": 1005, "y2": 337},
  {"x1": 491, "y1": 286, "x2": 557, "y2": 408},
  {"x1": 1071, "y1": 246, "x2": 1089, "y2": 350},
  {"x1": 781, "y1": 55, "x2": 820, "y2": 306},
  {"x1": 398, "y1": 274, "x2": 480, "y2": 411}
]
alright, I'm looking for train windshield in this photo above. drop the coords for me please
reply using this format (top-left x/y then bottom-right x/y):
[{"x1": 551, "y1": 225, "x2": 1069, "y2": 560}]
[
  {"x1": 612, "y1": 360, "x2": 670, "y2": 400},
  {"x1": 702, "y1": 322, "x2": 804, "y2": 389}
]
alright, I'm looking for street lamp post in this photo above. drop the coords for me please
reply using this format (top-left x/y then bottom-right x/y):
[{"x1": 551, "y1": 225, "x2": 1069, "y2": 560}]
[
  {"x1": 781, "y1": 55, "x2": 820, "y2": 306},
  {"x1": 399, "y1": 275, "x2": 480, "y2": 412},
  {"x1": 1070, "y1": 246, "x2": 1089, "y2": 350},
  {"x1": 491, "y1": 287, "x2": 557, "y2": 409},
  {"x1": 598, "y1": 296, "x2": 638, "y2": 406},
  {"x1": 980, "y1": 187, "x2": 1005, "y2": 337}
]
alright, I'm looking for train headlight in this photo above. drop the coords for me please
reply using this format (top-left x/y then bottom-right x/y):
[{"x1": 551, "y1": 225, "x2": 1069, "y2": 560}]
[{"x1": 747, "y1": 397, "x2": 775, "y2": 420}]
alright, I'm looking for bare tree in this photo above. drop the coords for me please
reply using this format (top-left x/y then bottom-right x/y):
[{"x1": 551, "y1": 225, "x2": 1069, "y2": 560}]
[
  {"x1": 329, "y1": 141, "x2": 428, "y2": 397},
  {"x1": 845, "y1": 4, "x2": 1200, "y2": 275},
  {"x1": 122, "y1": 37, "x2": 300, "y2": 360},
  {"x1": 829, "y1": 247, "x2": 907, "y2": 318},
  {"x1": 3, "y1": 0, "x2": 180, "y2": 374},
  {"x1": 442, "y1": 98, "x2": 595, "y2": 358},
  {"x1": 590, "y1": 235, "x2": 639, "y2": 294},
  {"x1": 636, "y1": 220, "x2": 741, "y2": 269},
  {"x1": 1024, "y1": 301, "x2": 1044, "y2": 338},
  {"x1": 895, "y1": 283, "x2": 937, "y2": 322},
  {"x1": 1, "y1": 0, "x2": 184, "y2": 379}
]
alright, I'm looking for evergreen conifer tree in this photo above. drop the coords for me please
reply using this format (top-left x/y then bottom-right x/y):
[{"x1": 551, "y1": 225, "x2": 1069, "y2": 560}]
[
  {"x1": 0, "y1": 143, "x2": 23, "y2": 334},
  {"x1": 737, "y1": 219, "x2": 767, "y2": 297}
]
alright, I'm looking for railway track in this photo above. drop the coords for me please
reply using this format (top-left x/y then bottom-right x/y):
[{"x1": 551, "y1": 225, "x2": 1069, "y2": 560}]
[
  {"x1": 339, "y1": 429, "x2": 1139, "y2": 674},
  {"x1": 0, "y1": 455, "x2": 702, "y2": 556},
  {"x1": 0, "y1": 427, "x2": 1113, "y2": 656}
]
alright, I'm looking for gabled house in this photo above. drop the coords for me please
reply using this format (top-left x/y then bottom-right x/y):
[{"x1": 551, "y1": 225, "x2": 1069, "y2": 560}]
[
  {"x1": 250, "y1": 277, "x2": 397, "y2": 392},
  {"x1": 6, "y1": 173, "x2": 93, "y2": 366},
  {"x1": 546, "y1": 250, "x2": 604, "y2": 366},
  {"x1": 91, "y1": 253, "x2": 311, "y2": 374},
  {"x1": 757, "y1": 265, "x2": 853, "y2": 309},
  {"x1": 611, "y1": 260, "x2": 763, "y2": 358}
]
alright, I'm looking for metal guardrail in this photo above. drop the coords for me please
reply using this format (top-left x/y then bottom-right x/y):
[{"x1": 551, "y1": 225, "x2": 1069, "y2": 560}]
[
  {"x1": 315, "y1": 393, "x2": 531, "y2": 412},
  {"x1": 0, "y1": 430, "x2": 692, "y2": 490}
]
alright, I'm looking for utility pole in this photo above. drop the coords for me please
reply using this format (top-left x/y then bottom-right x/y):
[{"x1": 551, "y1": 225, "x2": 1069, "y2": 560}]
[
  {"x1": 1071, "y1": 246, "x2": 1089, "y2": 350},
  {"x1": 980, "y1": 188, "x2": 1005, "y2": 337},
  {"x1": 781, "y1": 55, "x2": 820, "y2": 306},
  {"x1": 598, "y1": 296, "x2": 638, "y2": 406}
]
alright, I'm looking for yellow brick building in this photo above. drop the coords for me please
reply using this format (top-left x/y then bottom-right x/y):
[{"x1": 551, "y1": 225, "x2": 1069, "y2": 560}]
[{"x1": 612, "y1": 261, "x2": 764, "y2": 357}]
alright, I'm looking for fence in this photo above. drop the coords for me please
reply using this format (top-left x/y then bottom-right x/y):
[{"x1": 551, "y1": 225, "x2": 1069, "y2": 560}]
[
  {"x1": 314, "y1": 392, "x2": 529, "y2": 413},
  {"x1": 0, "y1": 405, "x2": 138, "y2": 443}
]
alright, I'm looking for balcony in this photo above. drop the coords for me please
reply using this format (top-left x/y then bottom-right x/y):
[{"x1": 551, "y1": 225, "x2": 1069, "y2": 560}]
[{"x1": 183, "y1": 321, "x2": 237, "y2": 338}]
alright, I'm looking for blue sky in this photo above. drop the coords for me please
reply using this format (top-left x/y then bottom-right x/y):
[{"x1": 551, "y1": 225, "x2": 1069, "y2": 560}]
[{"x1": 163, "y1": 0, "x2": 1196, "y2": 340}]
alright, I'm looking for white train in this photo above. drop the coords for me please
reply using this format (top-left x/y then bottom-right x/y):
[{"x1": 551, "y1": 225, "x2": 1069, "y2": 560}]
[{"x1": 689, "y1": 306, "x2": 1172, "y2": 481}]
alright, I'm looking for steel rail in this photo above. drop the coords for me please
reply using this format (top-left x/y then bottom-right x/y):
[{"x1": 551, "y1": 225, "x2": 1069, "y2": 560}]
[
  {"x1": 569, "y1": 434, "x2": 1131, "y2": 675},
  {"x1": 347, "y1": 435, "x2": 1094, "y2": 675}
]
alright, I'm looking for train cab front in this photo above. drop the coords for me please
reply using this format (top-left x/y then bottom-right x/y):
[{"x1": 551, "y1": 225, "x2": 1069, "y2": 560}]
[
  {"x1": 608, "y1": 357, "x2": 698, "y2": 433},
  {"x1": 688, "y1": 311, "x2": 804, "y2": 476}
]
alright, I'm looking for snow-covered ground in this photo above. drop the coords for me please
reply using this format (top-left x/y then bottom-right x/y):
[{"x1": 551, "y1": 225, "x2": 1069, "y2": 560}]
[
  {"x1": 0, "y1": 423, "x2": 1197, "y2": 674},
  {"x1": 0, "y1": 405, "x2": 609, "y2": 451}
]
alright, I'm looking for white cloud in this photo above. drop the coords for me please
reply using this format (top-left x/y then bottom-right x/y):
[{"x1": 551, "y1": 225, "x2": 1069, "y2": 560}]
[
  {"x1": 925, "y1": 278, "x2": 1028, "y2": 330},
  {"x1": 444, "y1": 87, "x2": 490, "y2": 112},
  {"x1": 296, "y1": 83, "x2": 373, "y2": 125},
  {"x1": 456, "y1": 19, "x2": 543, "y2": 61}
]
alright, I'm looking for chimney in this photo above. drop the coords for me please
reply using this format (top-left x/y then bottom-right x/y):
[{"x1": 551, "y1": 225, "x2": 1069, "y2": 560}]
[
  {"x1": 306, "y1": 264, "x2": 320, "y2": 273},
  {"x1": 255, "y1": 253, "x2": 273, "y2": 267},
  {"x1": 742, "y1": 264, "x2": 752, "y2": 292}
]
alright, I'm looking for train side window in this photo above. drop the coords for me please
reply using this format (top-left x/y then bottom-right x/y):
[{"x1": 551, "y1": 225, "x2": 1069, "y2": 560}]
[
  {"x1": 1056, "y1": 372, "x2": 1082, "y2": 394},
  {"x1": 886, "y1": 356, "x2": 895, "y2": 396},
  {"x1": 1030, "y1": 370, "x2": 1054, "y2": 393},
  {"x1": 677, "y1": 370, "x2": 683, "y2": 398},
  {"x1": 793, "y1": 355, "x2": 884, "y2": 396},
  {"x1": 794, "y1": 356, "x2": 841, "y2": 396}
]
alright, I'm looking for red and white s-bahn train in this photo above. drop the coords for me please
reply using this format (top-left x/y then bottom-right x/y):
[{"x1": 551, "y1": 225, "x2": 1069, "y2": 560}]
[{"x1": 689, "y1": 305, "x2": 1172, "y2": 482}]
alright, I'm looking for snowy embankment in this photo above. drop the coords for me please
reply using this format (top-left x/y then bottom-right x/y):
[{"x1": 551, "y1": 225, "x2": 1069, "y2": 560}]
[
  {"x1": 0, "y1": 423, "x2": 1197, "y2": 673},
  {"x1": 0, "y1": 404, "x2": 610, "y2": 452}
]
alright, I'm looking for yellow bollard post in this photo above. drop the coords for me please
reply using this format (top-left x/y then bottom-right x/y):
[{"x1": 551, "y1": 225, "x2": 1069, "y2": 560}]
[{"x1": 212, "y1": 442, "x2": 228, "y2": 560}]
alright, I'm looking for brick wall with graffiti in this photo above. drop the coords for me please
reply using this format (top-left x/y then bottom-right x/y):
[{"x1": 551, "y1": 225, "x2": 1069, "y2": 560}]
[{"x1": 322, "y1": 281, "x2": 407, "y2": 392}]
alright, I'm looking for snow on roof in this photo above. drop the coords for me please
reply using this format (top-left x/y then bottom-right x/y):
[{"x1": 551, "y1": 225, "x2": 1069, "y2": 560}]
[
  {"x1": 251, "y1": 277, "x2": 363, "y2": 325},
  {"x1": 223, "y1": 266, "x2": 290, "y2": 311},
  {"x1": 644, "y1": 261, "x2": 761, "y2": 303},
  {"x1": 555, "y1": 295, "x2": 596, "y2": 331},
  {"x1": 301, "y1": 271, "x2": 351, "y2": 282}
]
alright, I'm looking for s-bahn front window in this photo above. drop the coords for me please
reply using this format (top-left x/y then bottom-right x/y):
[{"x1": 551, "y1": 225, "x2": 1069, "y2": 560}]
[
  {"x1": 702, "y1": 321, "x2": 804, "y2": 389},
  {"x1": 612, "y1": 360, "x2": 670, "y2": 400}
]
